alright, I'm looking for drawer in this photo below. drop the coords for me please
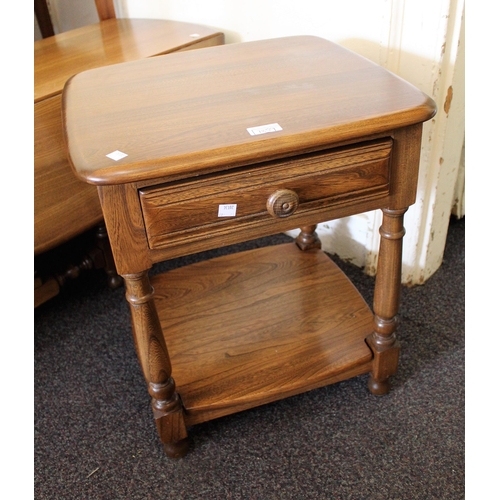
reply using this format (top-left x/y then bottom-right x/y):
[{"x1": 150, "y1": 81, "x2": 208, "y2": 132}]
[{"x1": 139, "y1": 138, "x2": 392, "y2": 250}]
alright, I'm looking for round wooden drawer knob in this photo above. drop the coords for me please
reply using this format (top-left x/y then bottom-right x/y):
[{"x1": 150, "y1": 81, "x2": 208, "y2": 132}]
[{"x1": 266, "y1": 189, "x2": 299, "y2": 218}]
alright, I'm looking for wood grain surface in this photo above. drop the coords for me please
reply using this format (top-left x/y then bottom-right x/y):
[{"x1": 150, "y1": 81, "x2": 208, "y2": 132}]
[
  {"x1": 35, "y1": 19, "x2": 224, "y2": 102},
  {"x1": 63, "y1": 36, "x2": 436, "y2": 185},
  {"x1": 151, "y1": 243, "x2": 373, "y2": 425}
]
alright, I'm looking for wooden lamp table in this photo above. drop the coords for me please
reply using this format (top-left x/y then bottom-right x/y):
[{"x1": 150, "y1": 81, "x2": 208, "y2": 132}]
[{"x1": 62, "y1": 36, "x2": 436, "y2": 458}]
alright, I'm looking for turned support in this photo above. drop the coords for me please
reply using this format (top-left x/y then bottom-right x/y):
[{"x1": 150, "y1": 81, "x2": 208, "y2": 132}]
[
  {"x1": 295, "y1": 225, "x2": 322, "y2": 251},
  {"x1": 367, "y1": 208, "x2": 407, "y2": 395},
  {"x1": 123, "y1": 271, "x2": 189, "y2": 458}
]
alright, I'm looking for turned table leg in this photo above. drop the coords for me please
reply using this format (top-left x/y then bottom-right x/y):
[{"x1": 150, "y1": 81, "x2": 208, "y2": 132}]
[
  {"x1": 366, "y1": 208, "x2": 407, "y2": 395},
  {"x1": 295, "y1": 225, "x2": 322, "y2": 251},
  {"x1": 123, "y1": 271, "x2": 189, "y2": 458}
]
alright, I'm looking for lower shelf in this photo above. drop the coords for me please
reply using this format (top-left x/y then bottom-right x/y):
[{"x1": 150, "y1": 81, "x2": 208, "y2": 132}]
[{"x1": 151, "y1": 243, "x2": 374, "y2": 426}]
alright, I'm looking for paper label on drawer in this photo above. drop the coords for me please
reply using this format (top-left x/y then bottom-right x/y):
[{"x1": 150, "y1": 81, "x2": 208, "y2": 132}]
[
  {"x1": 218, "y1": 204, "x2": 237, "y2": 217},
  {"x1": 247, "y1": 123, "x2": 283, "y2": 136},
  {"x1": 106, "y1": 150, "x2": 128, "y2": 161}
]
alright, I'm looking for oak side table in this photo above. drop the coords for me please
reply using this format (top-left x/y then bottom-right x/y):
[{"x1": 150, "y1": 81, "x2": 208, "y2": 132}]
[{"x1": 62, "y1": 36, "x2": 436, "y2": 458}]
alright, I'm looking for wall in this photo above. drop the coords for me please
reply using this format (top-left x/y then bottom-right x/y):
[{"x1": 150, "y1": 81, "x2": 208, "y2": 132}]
[
  {"x1": 37, "y1": 0, "x2": 99, "y2": 38},
  {"x1": 42, "y1": 0, "x2": 465, "y2": 285}
]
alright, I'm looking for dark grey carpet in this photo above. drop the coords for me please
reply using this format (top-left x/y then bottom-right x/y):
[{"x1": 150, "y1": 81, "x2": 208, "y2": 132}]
[{"x1": 35, "y1": 217, "x2": 464, "y2": 500}]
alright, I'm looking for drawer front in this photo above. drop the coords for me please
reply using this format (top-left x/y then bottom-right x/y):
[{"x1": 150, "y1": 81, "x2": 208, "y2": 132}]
[{"x1": 139, "y1": 138, "x2": 392, "y2": 250}]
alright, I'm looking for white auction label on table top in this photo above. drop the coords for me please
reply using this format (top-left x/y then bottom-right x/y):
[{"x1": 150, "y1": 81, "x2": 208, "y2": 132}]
[{"x1": 247, "y1": 123, "x2": 283, "y2": 136}]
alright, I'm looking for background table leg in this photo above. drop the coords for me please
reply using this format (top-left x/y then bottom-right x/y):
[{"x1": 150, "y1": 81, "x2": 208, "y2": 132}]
[{"x1": 295, "y1": 225, "x2": 322, "y2": 251}]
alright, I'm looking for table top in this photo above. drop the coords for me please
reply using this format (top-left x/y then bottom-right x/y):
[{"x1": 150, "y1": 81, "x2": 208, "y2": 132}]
[
  {"x1": 35, "y1": 18, "x2": 223, "y2": 103},
  {"x1": 63, "y1": 35, "x2": 436, "y2": 186}
]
